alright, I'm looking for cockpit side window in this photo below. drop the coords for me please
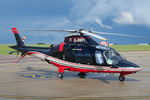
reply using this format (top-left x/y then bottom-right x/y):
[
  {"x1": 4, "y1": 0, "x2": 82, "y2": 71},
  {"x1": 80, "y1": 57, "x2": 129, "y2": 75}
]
[{"x1": 103, "y1": 50, "x2": 123, "y2": 65}]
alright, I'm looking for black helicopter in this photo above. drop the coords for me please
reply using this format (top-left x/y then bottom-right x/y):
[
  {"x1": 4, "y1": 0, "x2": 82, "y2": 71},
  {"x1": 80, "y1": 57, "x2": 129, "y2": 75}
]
[{"x1": 10, "y1": 27, "x2": 149, "y2": 81}]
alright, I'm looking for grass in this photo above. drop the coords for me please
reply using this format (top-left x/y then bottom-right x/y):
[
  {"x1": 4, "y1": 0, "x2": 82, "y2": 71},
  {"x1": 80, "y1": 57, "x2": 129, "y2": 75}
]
[
  {"x1": 0, "y1": 44, "x2": 50, "y2": 55},
  {"x1": 0, "y1": 44, "x2": 15, "y2": 55},
  {"x1": 0, "y1": 44, "x2": 150, "y2": 55},
  {"x1": 111, "y1": 45, "x2": 150, "y2": 51}
]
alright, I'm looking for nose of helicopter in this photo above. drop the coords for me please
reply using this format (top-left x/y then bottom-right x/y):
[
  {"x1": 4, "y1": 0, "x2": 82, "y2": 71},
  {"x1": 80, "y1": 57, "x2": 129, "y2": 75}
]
[
  {"x1": 112, "y1": 60, "x2": 142, "y2": 72},
  {"x1": 130, "y1": 63, "x2": 142, "y2": 72}
]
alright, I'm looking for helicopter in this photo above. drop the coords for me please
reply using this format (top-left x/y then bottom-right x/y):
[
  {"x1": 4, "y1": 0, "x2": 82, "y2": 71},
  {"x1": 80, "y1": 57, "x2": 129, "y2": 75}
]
[{"x1": 9, "y1": 27, "x2": 149, "y2": 81}]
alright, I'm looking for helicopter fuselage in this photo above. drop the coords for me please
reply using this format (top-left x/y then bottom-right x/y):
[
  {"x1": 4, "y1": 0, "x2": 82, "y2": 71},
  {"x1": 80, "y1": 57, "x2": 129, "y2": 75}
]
[{"x1": 10, "y1": 28, "x2": 142, "y2": 81}]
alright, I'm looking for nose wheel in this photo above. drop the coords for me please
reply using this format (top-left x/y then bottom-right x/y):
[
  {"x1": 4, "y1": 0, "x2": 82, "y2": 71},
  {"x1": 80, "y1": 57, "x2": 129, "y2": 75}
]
[{"x1": 119, "y1": 75, "x2": 125, "y2": 81}]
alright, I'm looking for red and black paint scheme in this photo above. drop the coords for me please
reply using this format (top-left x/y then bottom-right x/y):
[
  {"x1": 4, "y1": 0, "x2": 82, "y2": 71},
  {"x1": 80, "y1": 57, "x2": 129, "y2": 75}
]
[{"x1": 9, "y1": 27, "x2": 142, "y2": 81}]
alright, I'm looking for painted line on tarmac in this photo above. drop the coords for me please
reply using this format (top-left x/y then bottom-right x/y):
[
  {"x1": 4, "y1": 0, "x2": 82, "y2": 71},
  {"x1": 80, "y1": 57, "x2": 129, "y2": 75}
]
[{"x1": 0, "y1": 94, "x2": 150, "y2": 100}]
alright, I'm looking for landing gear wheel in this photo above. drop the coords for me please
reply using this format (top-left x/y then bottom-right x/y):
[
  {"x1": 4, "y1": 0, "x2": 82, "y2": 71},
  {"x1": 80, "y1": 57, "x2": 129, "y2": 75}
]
[
  {"x1": 58, "y1": 73, "x2": 63, "y2": 79},
  {"x1": 119, "y1": 75, "x2": 125, "y2": 81},
  {"x1": 78, "y1": 73, "x2": 87, "y2": 78}
]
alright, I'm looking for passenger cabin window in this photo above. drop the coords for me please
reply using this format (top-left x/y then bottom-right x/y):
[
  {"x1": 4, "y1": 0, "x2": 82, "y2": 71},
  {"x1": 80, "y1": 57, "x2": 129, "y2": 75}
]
[{"x1": 95, "y1": 50, "x2": 104, "y2": 65}]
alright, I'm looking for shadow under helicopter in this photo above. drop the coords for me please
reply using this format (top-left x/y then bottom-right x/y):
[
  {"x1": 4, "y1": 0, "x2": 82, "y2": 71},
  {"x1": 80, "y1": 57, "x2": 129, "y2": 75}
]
[{"x1": 19, "y1": 66, "x2": 140, "y2": 83}]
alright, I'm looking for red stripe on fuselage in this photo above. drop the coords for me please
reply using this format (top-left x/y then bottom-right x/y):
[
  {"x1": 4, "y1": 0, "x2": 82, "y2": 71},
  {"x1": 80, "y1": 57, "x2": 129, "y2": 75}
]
[
  {"x1": 50, "y1": 61, "x2": 136, "y2": 74},
  {"x1": 27, "y1": 51, "x2": 142, "y2": 74},
  {"x1": 59, "y1": 42, "x2": 65, "y2": 52}
]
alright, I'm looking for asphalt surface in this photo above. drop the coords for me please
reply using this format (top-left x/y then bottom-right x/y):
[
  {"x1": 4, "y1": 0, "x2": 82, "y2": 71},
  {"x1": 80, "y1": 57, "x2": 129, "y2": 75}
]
[{"x1": 0, "y1": 51, "x2": 150, "y2": 100}]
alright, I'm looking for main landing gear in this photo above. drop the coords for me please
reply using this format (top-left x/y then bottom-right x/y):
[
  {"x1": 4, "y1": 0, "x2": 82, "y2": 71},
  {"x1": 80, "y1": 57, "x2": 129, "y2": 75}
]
[
  {"x1": 119, "y1": 74, "x2": 125, "y2": 81},
  {"x1": 58, "y1": 72, "x2": 87, "y2": 79},
  {"x1": 57, "y1": 67, "x2": 88, "y2": 79},
  {"x1": 58, "y1": 73, "x2": 64, "y2": 79},
  {"x1": 58, "y1": 67, "x2": 65, "y2": 79},
  {"x1": 78, "y1": 72, "x2": 87, "y2": 78}
]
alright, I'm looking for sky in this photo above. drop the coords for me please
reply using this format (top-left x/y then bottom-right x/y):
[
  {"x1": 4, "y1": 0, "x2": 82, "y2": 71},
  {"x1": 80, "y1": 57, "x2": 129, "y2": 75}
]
[{"x1": 0, "y1": 0, "x2": 150, "y2": 44}]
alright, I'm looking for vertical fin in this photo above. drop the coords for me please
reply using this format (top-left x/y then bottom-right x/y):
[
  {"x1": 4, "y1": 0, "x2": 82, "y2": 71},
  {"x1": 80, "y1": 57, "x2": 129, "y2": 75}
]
[{"x1": 12, "y1": 27, "x2": 25, "y2": 47}]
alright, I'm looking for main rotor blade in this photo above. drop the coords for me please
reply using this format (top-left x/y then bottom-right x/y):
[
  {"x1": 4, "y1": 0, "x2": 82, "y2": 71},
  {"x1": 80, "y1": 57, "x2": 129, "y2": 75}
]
[
  {"x1": 19, "y1": 29, "x2": 77, "y2": 33},
  {"x1": 15, "y1": 28, "x2": 150, "y2": 39},
  {"x1": 18, "y1": 29, "x2": 108, "y2": 40},
  {"x1": 93, "y1": 31, "x2": 150, "y2": 39},
  {"x1": 80, "y1": 30, "x2": 107, "y2": 40}
]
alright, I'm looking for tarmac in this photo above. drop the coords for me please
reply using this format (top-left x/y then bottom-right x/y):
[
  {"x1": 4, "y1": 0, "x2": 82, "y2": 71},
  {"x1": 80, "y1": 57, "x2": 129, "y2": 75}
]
[{"x1": 0, "y1": 51, "x2": 150, "y2": 100}]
